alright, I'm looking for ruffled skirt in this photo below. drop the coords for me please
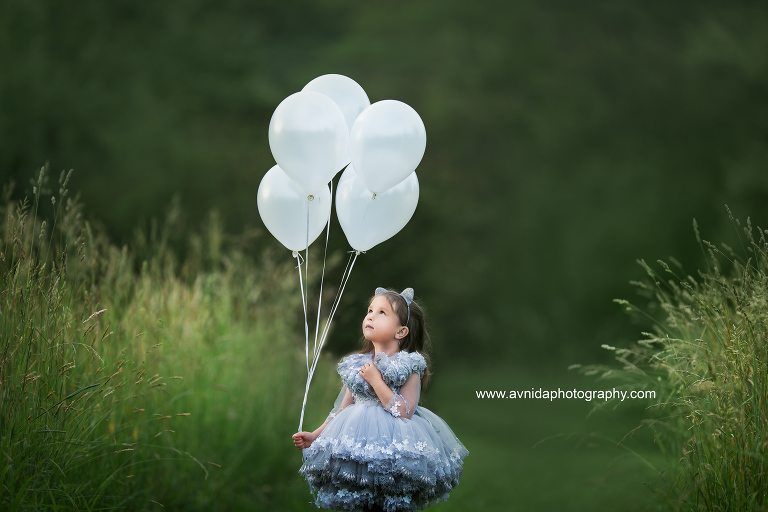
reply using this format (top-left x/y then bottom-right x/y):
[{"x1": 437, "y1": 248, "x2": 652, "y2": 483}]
[{"x1": 299, "y1": 401, "x2": 468, "y2": 511}]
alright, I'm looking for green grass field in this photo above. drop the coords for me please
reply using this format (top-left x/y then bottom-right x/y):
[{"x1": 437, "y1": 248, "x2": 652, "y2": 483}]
[{"x1": 0, "y1": 168, "x2": 723, "y2": 511}]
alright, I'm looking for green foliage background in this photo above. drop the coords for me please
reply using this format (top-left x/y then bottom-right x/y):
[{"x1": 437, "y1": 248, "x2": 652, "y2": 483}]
[
  {"x1": 3, "y1": 1, "x2": 767, "y2": 363},
  {"x1": 2, "y1": 1, "x2": 768, "y2": 509}
]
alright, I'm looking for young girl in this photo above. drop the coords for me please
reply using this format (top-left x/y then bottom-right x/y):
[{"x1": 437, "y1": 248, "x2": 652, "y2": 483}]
[{"x1": 292, "y1": 287, "x2": 468, "y2": 512}]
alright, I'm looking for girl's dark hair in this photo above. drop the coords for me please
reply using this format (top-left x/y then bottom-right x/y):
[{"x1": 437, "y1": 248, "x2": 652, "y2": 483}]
[{"x1": 358, "y1": 289, "x2": 432, "y2": 389}]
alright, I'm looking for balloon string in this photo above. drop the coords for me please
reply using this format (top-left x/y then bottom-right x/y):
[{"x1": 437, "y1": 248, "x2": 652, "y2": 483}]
[
  {"x1": 296, "y1": 253, "x2": 309, "y2": 377},
  {"x1": 311, "y1": 251, "x2": 359, "y2": 382},
  {"x1": 304, "y1": 252, "x2": 358, "y2": 415},
  {"x1": 306, "y1": 250, "x2": 355, "y2": 385},
  {"x1": 313, "y1": 181, "x2": 333, "y2": 358},
  {"x1": 315, "y1": 252, "x2": 359, "y2": 370},
  {"x1": 304, "y1": 197, "x2": 310, "y2": 344},
  {"x1": 328, "y1": 251, "x2": 355, "y2": 318},
  {"x1": 298, "y1": 199, "x2": 311, "y2": 432},
  {"x1": 320, "y1": 250, "x2": 362, "y2": 347},
  {"x1": 298, "y1": 250, "x2": 360, "y2": 433},
  {"x1": 299, "y1": 186, "x2": 332, "y2": 432}
]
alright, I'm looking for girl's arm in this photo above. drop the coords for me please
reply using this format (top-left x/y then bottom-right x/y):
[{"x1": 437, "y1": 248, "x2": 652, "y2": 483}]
[
  {"x1": 324, "y1": 386, "x2": 354, "y2": 424},
  {"x1": 370, "y1": 372, "x2": 421, "y2": 420},
  {"x1": 292, "y1": 387, "x2": 354, "y2": 449}
]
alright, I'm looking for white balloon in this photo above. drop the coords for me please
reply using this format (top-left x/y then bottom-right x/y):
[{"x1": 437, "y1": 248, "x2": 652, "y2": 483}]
[
  {"x1": 348, "y1": 100, "x2": 426, "y2": 194},
  {"x1": 303, "y1": 74, "x2": 370, "y2": 137},
  {"x1": 268, "y1": 91, "x2": 349, "y2": 195},
  {"x1": 257, "y1": 165, "x2": 331, "y2": 252},
  {"x1": 335, "y1": 165, "x2": 419, "y2": 252}
]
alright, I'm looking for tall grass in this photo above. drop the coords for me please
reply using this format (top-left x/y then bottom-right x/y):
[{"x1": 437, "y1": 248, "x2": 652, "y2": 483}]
[
  {"x1": 1, "y1": 166, "x2": 341, "y2": 511},
  {"x1": 581, "y1": 210, "x2": 768, "y2": 511}
]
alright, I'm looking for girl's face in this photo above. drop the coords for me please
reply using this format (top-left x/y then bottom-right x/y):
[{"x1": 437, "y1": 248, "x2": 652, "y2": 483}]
[{"x1": 362, "y1": 295, "x2": 406, "y2": 344}]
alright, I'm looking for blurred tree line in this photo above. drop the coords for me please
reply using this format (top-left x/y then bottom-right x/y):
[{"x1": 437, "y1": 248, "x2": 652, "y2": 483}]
[{"x1": 1, "y1": 0, "x2": 767, "y2": 367}]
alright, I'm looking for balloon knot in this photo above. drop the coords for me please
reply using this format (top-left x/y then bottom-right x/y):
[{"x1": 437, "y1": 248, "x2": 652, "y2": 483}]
[
  {"x1": 355, "y1": 250, "x2": 361, "y2": 256},
  {"x1": 292, "y1": 251, "x2": 299, "y2": 258},
  {"x1": 307, "y1": 195, "x2": 314, "y2": 201}
]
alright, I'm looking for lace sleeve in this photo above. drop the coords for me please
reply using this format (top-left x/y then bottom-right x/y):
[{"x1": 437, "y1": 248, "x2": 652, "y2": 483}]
[
  {"x1": 384, "y1": 373, "x2": 420, "y2": 420},
  {"x1": 325, "y1": 385, "x2": 353, "y2": 424}
]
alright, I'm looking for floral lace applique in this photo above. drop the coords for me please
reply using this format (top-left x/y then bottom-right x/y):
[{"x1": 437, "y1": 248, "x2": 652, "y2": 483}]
[
  {"x1": 374, "y1": 351, "x2": 427, "y2": 388},
  {"x1": 385, "y1": 393, "x2": 411, "y2": 418}
]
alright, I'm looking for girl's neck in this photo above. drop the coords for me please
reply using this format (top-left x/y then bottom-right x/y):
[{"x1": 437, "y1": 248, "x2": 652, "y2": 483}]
[{"x1": 372, "y1": 341, "x2": 400, "y2": 358}]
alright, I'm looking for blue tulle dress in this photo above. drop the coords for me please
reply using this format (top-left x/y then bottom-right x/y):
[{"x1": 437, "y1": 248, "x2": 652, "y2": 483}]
[{"x1": 299, "y1": 350, "x2": 468, "y2": 511}]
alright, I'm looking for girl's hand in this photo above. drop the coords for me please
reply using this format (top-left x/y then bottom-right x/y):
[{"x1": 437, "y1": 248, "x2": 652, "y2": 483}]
[
  {"x1": 359, "y1": 361, "x2": 383, "y2": 385},
  {"x1": 292, "y1": 431, "x2": 316, "y2": 449}
]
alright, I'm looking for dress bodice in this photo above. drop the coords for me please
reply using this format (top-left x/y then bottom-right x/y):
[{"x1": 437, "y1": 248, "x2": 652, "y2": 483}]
[{"x1": 337, "y1": 350, "x2": 427, "y2": 402}]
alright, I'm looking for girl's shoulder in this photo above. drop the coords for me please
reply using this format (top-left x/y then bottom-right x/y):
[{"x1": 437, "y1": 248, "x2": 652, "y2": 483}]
[
  {"x1": 376, "y1": 350, "x2": 427, "y2": 387},
  {"x1": 395, "y1": 350, "x2": 427, "y2": 374}
]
